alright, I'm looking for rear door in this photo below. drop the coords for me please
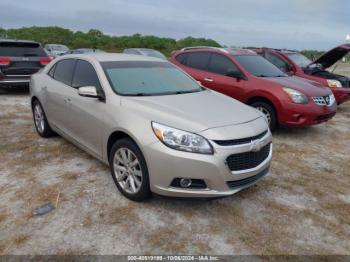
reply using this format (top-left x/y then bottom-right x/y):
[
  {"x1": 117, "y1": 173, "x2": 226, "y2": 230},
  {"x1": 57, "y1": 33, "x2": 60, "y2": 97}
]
[
  {"x1": 45, "y1": 59, "x2": 76, "y2": 134},
  {"x1": 175, "y1": 52, "x2": 211, "y2": 83},
  {"x1": 203, "y1": 53, "x2": 246, "y2": 101},
  {"x1": 0, "y1": 42, "x2": 49, "y2": 79}
]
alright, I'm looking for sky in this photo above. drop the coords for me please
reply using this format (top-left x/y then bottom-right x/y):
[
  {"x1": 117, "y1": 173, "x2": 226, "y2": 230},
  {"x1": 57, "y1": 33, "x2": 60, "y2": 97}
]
[{"x1": 0, "y1": 0, "x2": 349, "y2": 50}]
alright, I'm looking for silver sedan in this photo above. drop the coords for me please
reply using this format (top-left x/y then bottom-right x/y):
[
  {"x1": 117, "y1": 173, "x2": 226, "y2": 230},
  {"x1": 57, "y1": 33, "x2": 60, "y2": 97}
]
[{"x1": 30, "y1": 53, "x2": 272, "y2": 201}]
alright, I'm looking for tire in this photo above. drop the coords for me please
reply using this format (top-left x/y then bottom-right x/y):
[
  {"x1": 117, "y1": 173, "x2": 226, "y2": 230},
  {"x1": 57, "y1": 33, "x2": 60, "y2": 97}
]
[
  {"x1": 251, "y1": 101, "x2": 277, "y2": 131},
  {"x1": 32, "y1": 99, "x2": 55, "y2": 138},
  {"x1": 109, "y1": 138, "x2": 151, "y2": 201}
]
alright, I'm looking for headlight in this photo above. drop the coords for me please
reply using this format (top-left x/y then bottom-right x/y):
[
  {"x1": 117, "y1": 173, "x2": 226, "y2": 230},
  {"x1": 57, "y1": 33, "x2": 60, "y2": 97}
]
[
  {"x1": 283, "y1": 87, "x2": 308, "y2": 104},
  {"x1": 152, "y1": 122, "x2": 213, "y2": 154},
  {"x1": 327, "y1": 79, "x2": 342, "y2": 88}
]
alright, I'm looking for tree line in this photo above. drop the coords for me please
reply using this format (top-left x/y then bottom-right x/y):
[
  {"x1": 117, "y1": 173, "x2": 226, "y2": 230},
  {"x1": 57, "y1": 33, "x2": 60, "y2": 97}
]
[
  {"x1": 1, "y1": 26, "x2": 347, "y2": 60},
  {"x1": 0, "y1": 26, "x2": 220, "y2": 56}
]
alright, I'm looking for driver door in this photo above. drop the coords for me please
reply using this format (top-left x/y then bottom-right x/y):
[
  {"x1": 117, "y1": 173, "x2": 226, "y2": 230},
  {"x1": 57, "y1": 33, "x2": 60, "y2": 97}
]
[{"x1": 202, "y1": 53, "x2": 246, "y2": 101}]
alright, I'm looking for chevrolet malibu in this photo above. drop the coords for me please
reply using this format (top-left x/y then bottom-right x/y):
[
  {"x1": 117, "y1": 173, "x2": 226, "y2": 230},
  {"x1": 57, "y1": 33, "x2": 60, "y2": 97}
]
[{"x1": 30, "y1": 53, "x2": 272, "y2": 201}]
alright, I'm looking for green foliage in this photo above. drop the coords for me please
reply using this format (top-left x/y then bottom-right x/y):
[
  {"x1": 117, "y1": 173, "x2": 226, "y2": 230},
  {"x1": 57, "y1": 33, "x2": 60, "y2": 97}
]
[
  {"x1": 300, "y1": 50, "x2": 324, "y2": 60},
  {"x1": 0, "y1": 26, "x2": 221, "y2": 56}
]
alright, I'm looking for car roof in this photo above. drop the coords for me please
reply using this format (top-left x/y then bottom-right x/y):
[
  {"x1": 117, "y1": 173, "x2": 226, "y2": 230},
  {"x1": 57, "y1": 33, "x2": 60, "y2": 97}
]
[
  {"x1": 62, "y1": 53, "x2": 165, "y2": 62},
  {"x1": 178, "y1": 46, "x2": 257, "y2": 56},
  {"x1": 0, "y1": 38, "x2": 40, "y2": 44}
]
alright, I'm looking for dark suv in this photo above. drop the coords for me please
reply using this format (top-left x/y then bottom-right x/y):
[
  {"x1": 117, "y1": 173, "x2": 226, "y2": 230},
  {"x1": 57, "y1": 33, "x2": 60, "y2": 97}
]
[{"x1": 0, "y1": 39, "x2": 51, "y2": 88}]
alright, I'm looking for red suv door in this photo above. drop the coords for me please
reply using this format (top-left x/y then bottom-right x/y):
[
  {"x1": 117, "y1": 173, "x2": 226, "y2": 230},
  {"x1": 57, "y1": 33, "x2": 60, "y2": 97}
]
[{"x1": 203, "y1": 53, "x2": 246, "y2": 101}]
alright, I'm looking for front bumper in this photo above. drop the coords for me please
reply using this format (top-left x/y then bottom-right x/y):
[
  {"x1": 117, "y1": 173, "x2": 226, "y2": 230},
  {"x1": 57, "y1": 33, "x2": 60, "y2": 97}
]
[
  {"x1": 143, "y1": 131, "x2": 272, "y2": 198},
  {"x1": 279, "y1": 100, "x2": 337, "y2": 127}
]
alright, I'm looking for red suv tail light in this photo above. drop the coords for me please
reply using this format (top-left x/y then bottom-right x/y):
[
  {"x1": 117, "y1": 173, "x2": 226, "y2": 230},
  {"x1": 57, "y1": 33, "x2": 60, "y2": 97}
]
[
  {"x1": 0, "y1": 57, "x2": 11, "y2": 66},
  {"x1": 39, "y1": 57, "x2": 52, "y2": 66}
]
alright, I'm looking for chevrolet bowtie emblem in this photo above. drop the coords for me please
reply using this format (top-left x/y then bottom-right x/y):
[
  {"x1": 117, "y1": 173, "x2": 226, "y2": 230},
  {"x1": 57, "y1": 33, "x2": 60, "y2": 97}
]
[{"x1": 250, "y1": 139, "x2": 263, "y2": 152}]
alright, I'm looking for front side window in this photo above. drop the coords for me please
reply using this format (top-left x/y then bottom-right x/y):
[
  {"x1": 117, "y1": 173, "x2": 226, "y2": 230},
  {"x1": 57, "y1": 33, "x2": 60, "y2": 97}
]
[
  {"x1": 265, "y1": 53, "x2": 291, "y2": 72},
  {"x1": 286, "y1": 53, "x2": 311, "y2": 67},
  {"x1": 234, "y1": 55, "x2": 287, "y2": 77},
  {"x1": 208, "y1": 54, "x2": 240, "y2": 75},
  {"x1": 72, "y1": 60, "x2": 101, "y2": 89},
  {"x1": 186, "y1": 52, "x2": 211, "y2": 71},
  {"x1": 53, "y1": 59, "x2": 76, "y2": 86},
  {"x1": 102, "y1": 61, "x2": 203, "y2": 96}
]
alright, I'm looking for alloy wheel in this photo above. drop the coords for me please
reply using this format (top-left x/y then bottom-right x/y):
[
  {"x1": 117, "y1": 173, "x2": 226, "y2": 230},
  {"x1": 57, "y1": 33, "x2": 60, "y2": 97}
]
[
  {"x1": 113, "y1": 148, "x2": 143, "y2": 194},
  {"x1": 256, "y1": 106, "x2": 271, "y2": 125},
  {"x1": 34, "y1": 104, "x2": 45, "y2": 134}
]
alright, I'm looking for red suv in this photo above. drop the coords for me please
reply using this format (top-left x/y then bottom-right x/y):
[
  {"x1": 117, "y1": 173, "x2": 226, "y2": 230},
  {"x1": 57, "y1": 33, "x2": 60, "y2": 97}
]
[
  {"x1": 252, "y1": 45, "x2": 350, "y2": 105},
  {"x1": 170, "y1": 47, "x2": 337, "y2": 130}
]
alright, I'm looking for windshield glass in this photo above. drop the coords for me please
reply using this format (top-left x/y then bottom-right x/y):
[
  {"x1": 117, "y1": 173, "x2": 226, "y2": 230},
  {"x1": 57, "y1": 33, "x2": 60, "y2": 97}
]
[
  {"x1": 234, "y1": 55, "x2": 287, "y2": 77},
  {"x1": 142, "y1": 50, "x2": 167, "y2": 60},
  {"x1": 102, "y1": 61, "x2": 203, "y2": 96},
  {"x1": 286, "y1": 53, "x2": 311, "y2": 67},
  {"x1": 0, "y1": 42, "x2": 47, "y2": 57}
]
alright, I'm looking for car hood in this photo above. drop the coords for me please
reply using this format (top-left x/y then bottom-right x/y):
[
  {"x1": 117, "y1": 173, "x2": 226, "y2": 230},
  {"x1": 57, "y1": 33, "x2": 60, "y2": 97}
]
[
  {"x1": 309, "y1": 43, "x2": 350, "y2": 69},
  {"x1": 264, "y1": 76, "x2": 331, "y2": 97},
  {"x1": 121, "y1": 90, "x2": 262, "y2": 133}
]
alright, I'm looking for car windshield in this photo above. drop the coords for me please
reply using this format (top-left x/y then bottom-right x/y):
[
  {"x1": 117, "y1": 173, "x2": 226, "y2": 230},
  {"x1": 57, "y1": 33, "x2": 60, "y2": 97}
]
[
  {"x1": 142, "y1": 50, "x2": 167, "y2": 60},
  {"x1": 234, "y1": 55, "x2": 287, "y2": 77},
  {"x1": 102, "y1": 61, "x2": 203, "y2": 96},
  {"x1": 286, "y1": 53, "x2": 311, "y2": 67}
]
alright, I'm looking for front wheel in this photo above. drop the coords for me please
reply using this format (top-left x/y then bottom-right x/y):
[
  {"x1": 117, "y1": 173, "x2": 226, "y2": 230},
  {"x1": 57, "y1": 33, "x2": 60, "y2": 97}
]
[
  {"x1": 109, "y1": 138, "x2": 151, "y2": 201},
  {"x1": 251, "y1": 101, "x2": 277, "y2": 131}
]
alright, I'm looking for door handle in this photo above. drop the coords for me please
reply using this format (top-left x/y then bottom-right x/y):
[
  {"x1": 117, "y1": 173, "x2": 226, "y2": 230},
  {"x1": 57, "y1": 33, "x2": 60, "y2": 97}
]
[{"x1": 204, "y1": 77, "x2": 214, "y2": 82}]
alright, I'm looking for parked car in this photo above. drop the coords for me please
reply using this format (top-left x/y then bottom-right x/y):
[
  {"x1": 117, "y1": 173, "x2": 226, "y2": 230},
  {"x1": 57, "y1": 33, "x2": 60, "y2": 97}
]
[
  {"x1": 0, "y1": 39, "x2": 52, "y2": 88},
  {"x1": 123, "y1": 48, "x2": 167, "y2": 60},
  {"x1": 30, "y1": 53, "x2": 272, "y2": 201},
  {"x1": 45, "y1": 44, "x2": 69, "y2": 57},
  {"x1": 170, "y1": 47, "x2": 337, "y2": 130},
  {"x1": 252, "y1": 45, "x2": 350, "y2": 105},
  {"x1": 66, "y1": 48, "x2": 106, "y2": 54}
]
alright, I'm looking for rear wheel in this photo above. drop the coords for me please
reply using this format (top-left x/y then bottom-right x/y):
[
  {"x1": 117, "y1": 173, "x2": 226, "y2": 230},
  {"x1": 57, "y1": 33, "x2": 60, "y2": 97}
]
[
  {"x1": 109, "y1": 138, "x2": 151, "y2": 201},
  {"x1": 32, "y1": 100, "x2": 55, "y2": 137},
  {"x1": 251, "y1": 101, "x2": 277, "y2": 131}
]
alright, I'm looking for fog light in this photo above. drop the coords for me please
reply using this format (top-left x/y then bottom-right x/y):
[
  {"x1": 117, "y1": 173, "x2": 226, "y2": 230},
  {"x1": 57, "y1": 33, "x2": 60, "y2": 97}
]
[{"x1": 179, "y1": 178, "x2": 192, "y2": 188}]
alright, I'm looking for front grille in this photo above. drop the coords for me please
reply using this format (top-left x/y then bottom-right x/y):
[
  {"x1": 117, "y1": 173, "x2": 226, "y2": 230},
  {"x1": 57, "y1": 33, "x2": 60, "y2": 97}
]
[
  {"x1": 227, "y1": 167, "x2": 269, "y2": 189},
  {"x1": 214, "y1": 130, "x2": 268, "y2": 146},
  {"x1": 226, "y1": 143, "x2": 271, "y2": 171},
  {"x1": 313, "y1": 95, "x2": 334, "y2": 106}
]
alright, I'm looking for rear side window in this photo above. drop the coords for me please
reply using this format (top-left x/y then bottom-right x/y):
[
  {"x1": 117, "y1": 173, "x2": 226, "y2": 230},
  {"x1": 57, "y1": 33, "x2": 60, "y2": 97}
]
[
  {"x1": 186, "y1": 52, "x2": 210, "y2": 71},
  {"x1": 53, "y1": 59, "x2": 76, "y2": 86},
  {"x1": 208, "y1": 54, "x2": 239, "y2": 75},
  {"x1": 0, "y1": 42, "x2": 47, "y2": 57},
  {"x1": 48, "y1": 64, "x2": 56, "y2": 77},
  {"x1": 175, "y1": 53, "x2": 188, "y2": 65},
  {"x1": 72, "y1": 60, "x2": 101, "y2": 89}
]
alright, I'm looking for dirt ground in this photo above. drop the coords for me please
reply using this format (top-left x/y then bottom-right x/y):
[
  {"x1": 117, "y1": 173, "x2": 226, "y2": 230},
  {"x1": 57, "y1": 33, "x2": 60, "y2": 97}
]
[{"x1": 0, "y1": 65, "x2": 349, "y2": 255}]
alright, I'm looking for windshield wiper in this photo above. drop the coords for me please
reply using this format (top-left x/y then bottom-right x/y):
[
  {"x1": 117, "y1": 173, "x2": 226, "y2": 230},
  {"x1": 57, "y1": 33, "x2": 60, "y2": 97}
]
[
  {"x1": 175, "y1": 89, "x2": 202, "y2": 94},
  {"x1": 256, "y1": 74, "x2": 269, "y2": 77}
]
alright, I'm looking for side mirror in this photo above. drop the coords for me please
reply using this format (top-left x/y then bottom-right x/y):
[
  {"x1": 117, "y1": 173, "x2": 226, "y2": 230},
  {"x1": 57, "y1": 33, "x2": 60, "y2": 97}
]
[
  {"x1": 286, "y1": 64, "x2": 294, "y2": 74},
  {"x1": 78, "y1": 86, "x2": 99, "y2": 98},
  {"x1": 226, "y1": 69, "x2": 246, "y2": 80}
]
